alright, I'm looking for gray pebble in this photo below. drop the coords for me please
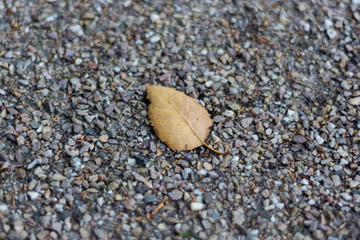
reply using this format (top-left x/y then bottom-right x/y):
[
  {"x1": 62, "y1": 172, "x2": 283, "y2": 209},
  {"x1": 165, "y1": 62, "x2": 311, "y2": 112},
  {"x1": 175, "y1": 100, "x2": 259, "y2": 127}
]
[
  {"x1": 50, "y1": 222, "x2": 62, "y2": 234},
  {"x1": 331, "y1": 175, "x2": 341, "y2": 186},
  {"x1": 170, "y1": 189, "x2": 183, "y2": 201},
  {"x1": 144, "y1": 195, "x2": 158, "y2": 203},
  {"x1": 292, "y1": 135, "x2": 307, "y2": 144},
  {"x1": 104, "y1": 102, "x2": 116, "y2": 116},
  {"x1": 42, "y1": 126, "x2": 52, "y2": 140},
  {"x1": 262, "y1": 189, "x2": 271, "y2": 198},
  {"x1": 327, "y1": 28, "x2": 337, "y2": 39},
  {"x1": 303, "y1": 92, "x2": 315, "y2": 101},
  {"x1": 228, "y1": 102, "x2": 240, "y2": 111},
  {"x1": 323, "y1": 178, "x2": 333, "y2": 188},
  {"x1": 94, "y1": 229, "x2": 105, "y2": 239},
  {"x1": 126, "y1": 130, "x2": 137, "y2": 137},
  {"x1": 241, "y1": 118, "x2": 253, "y2": 128},
  {"x1": 341, "y1": 193, "x2": 352, "y2": 201},
  {"x1": 70, "y1": 78, "x2": 81, "y2": 91}
]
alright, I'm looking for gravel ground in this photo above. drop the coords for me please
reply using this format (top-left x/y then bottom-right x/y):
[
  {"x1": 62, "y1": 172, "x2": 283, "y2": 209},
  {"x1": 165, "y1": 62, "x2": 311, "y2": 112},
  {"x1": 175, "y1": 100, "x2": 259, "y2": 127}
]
[{"x1": 1, "y1": 0, "x2": 360, "y2": 239}]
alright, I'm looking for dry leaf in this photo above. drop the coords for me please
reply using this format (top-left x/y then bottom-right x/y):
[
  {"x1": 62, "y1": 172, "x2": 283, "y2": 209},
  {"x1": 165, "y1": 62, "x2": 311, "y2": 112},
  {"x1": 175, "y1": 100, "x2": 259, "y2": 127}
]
[{"x1": 146, "y1": 84, "x2": 229, "y2": 154}]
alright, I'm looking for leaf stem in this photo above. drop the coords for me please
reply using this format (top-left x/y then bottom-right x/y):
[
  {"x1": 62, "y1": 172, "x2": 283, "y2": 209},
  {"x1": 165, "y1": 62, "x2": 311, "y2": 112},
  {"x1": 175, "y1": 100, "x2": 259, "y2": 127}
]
[{"x1": 201, "y1": 141, "x2": 230, "y2": 155}]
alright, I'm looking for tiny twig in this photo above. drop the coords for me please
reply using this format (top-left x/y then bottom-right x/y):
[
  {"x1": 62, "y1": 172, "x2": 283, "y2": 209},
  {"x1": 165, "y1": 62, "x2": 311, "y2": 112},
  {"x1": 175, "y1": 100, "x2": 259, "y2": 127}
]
[
  {"x1": 289, "y1": 142, "x2": 306, "y2": 151},
  {"x1": 279, "y1": 191, "x2": 290, "y2": 214},
  {"x1": 125, "y1": 81, "x2": 135, "y2": 92},
  {"x1": 240, "y1": 89, "x2": 246, "y2": 102},
  {"x1": 249, "y1": 108, "x2": 257, "y2": 117},
  {"x1": 289, "y1": 129, "x2": 298, "y2": 139},
  {"x1": 150, "y1": 202, "x2": 164, "y2": 217},
  {"x1": 128, "y1": 107, "x2": 146, "y2": 119},
  {"x1": 0, "y1": 30, "x2": 22, "y2": 35},
  {"x1": 289, "y1": 76, "x2": 314, "y2": 91}
]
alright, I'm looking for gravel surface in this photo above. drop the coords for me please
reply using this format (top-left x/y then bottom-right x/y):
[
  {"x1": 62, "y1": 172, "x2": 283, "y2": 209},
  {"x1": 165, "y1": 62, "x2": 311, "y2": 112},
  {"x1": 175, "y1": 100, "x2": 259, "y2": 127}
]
[{"x1": 1, "y1": 0, "x2": 360, "y2": 239}]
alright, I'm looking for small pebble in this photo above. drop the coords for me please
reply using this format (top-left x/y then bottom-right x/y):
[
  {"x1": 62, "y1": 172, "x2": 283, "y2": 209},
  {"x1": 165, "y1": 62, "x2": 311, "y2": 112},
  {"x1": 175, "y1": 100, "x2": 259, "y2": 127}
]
[
  {"x1": 150, "y1": 13, "x2": 160, "y2": 23},
  {"x1": 292, "y1": 135, "x2": 306, "y2": 144},
  {"x1": 341, "y1": 193, "x2": 352, "y2": 201},
  {"x1": 241, "y1": 118, "x2": 253, "y2": 128},
  {"x1": 190, "y1": 202, "x2": 204, "y2": 211},
  {"x1": 170, "y1": 189, "x2": 183, "y2": 201},
  {"x1": 349, "y1": 180, "x2": 360, "y2": 188},
  {"x1": 52, "y1": 173, "x2": 66, "y2": 181},
  {"x1": 27, "y1": 191, "x2": 40, "y2": 200},
  {"x1": 150, "y1": 35, "x2": 161, "y2": 43},
  {"x1": 69, "y1": 24, "x2": 84, "y2": 36},
  {"x1": 332, "y1": 175, "x2": 341, "y2": 186},
  {"x1": 262, "y1": 189, "x2": 271, "y2": 198},
  {"x1": 98, "y1": 135, "x2": 109, "y2": 143}
]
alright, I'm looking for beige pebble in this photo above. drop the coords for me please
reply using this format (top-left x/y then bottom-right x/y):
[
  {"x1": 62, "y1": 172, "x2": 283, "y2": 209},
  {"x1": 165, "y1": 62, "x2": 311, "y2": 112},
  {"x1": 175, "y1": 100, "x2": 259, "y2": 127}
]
[
  {"x1": 98, "y1": 134, "x2": 109, "y2": 143},
  {"x1": 349, "y1": 97, "x2": 360, "y2": 105}
]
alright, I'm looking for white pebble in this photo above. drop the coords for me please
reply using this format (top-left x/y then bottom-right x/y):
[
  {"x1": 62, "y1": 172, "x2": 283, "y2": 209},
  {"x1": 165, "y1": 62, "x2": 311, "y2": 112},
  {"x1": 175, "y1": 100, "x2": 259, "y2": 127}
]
[
  {"x1": 201, "y1": 48, "x2": 208, "y2": 55},
  {"x1": 264, "y1": 205, "x2": 275, "y2": 211},
  {"x1": 150, "y1": 13, "x2": 160, "y2": 23},
  {"x1": 337, "y1": 148, "x2": 349, "y2": 157},
  {"x1": 252, "y1": 135, "x2": 259, "y2": 141},
  {"x1": 276, "y1": 203, "x2": 284, "y2": 209},
  {"x1": 209, "y1": 7, "x2": 216, "y2": 16},
  {"x1": 69, "y1": 24, "x2": 84, "y2": 37},
  {"x1": 324, "y1": 61, "x2": 332, "y2": 70},
  {"x1": 27, "y1": 191, "x2": 40, "y2": 200},
  {"x1": 300, "y1": 20, "x2": 310, "y2": 31},
  {"x1": 341, "y1": 193, "x2": 352, "y2": 201},
  {"x1": 28, "y1": 158, "x2": 39, "y2": 169},
  {"x1": 324, "y1": 19, "x2": 333, "y2": 29},
  {"x1": 327, "y1": 123, "x2": 335, "y2": 132},
  {"x1": 301, "y1": 178, "x2": 309, "y2": 185},
  {"x1": 327, "y1": 28, "x2": 337, "y2": 39},
  {"x1": 0, "y1": 204, "x2": 8, "y2": 212},
  {"x1": 197, "y1": 169, "x2": 207, "y2": 175},
  {"x1": 150, "y1": 35, "x2": 161, "y2": 43},
  {"x1": 190, "y1": 202, "x2": 204, "y2": 211},
  {"x1": 287, "y1": 110, "x2": 295, "y2": 116},
  {"x1": 308, "y1": 199, "x2": 315, "y2": 205},
  {"x1": 333, "y1": 165, "x2": 342, "y2": 171},
  {"x1": 265, "y1": 128, "x2": 272, "y2": 135},
  {"x1": 271, "y1": 138, "x2": 278, "y2": 144},
  {"x1": 315, "y1": 134, "x2": 324, "y2": 145},
  {"x1": 75, "y1": 58, "x2": 83, "y2": 65},
  {"x1": 205, "y1": 81, "x2": 213, "y2": 87},
  {"x1": 223, "y1": 110, "x2": 234, "y2": 117},
  {"x1": 114, "y1": 67, "x2": 121, "y2": 73},
  {"x1": 97, "y1": 197, "x2": 104, "y2": 206}
]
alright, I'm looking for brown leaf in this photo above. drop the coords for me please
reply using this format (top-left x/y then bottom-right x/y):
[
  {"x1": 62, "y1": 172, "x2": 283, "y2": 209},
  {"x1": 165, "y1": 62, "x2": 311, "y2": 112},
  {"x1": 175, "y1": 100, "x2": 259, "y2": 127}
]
[{"x1": 146, "y1": 84, "x2": 229, "y2": 154}]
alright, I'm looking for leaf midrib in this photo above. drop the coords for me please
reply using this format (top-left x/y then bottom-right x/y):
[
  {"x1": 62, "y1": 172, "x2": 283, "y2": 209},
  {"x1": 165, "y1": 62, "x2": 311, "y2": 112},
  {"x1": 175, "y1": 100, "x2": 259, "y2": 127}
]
[{"x1": 154, "y1": 87, "x2": 205, "y2": 145}]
